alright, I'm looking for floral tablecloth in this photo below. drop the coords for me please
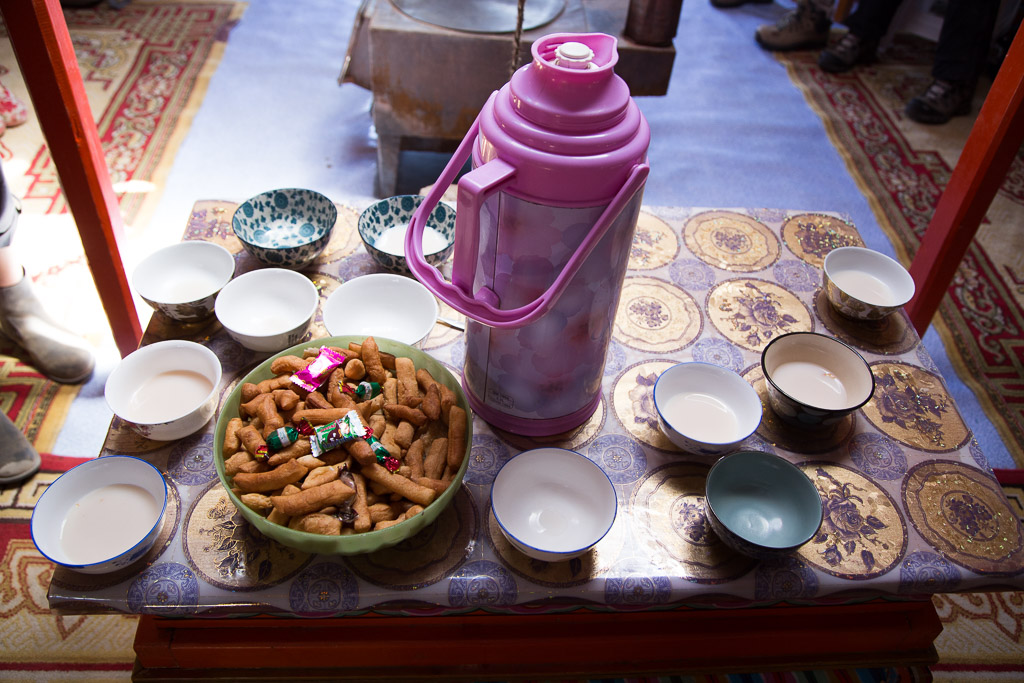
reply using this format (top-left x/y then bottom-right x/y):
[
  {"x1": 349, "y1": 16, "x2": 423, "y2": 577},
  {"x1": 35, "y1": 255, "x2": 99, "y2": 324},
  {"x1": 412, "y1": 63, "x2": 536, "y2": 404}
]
[{"x1": 47, "y1": 201, "x2": 1024, "y2": 616}]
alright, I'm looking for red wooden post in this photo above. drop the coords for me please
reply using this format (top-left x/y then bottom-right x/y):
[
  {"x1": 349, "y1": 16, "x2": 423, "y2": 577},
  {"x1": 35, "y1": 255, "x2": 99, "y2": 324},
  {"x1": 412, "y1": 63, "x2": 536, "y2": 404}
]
[
  {"x1": 906, "y1": 23, "x2": 1024, "y2": 335},
  {"x1": 1, "y1": 0, "x2": 143, "y2": 356}
]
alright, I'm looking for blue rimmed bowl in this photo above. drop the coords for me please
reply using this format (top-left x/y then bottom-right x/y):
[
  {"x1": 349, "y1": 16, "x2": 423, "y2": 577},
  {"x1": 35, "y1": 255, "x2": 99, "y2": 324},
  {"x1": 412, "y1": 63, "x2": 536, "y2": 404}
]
[
  {"x1": 232, "y1": 188, "x2": 337, "y2": 270},
  {"x1": 490, "y1": 447, "x2": 617, "y2": 562},
  {"x1": 31, "y1": 455, "x2": 168, "y2": 574}
]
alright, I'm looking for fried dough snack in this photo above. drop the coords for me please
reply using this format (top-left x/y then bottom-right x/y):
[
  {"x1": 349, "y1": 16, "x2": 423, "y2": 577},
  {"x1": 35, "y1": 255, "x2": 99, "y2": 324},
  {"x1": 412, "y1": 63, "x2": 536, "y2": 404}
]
[{"x1": 222, "y1": 337, "x2": 469, "y2": 535}]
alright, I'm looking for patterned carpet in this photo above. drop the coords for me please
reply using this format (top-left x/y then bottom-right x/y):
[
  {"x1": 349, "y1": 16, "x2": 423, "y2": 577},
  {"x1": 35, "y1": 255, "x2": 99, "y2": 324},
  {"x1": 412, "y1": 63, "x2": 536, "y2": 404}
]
[
  {"x1": 0, "y1": 3, "x2": 243, "y2": 676},
  {"x1": 0, "y1": 0, "x2": 246, "y2": 360},
  {"x1": 777, "y1": 33, "x2": 1024, "y2": 469}
]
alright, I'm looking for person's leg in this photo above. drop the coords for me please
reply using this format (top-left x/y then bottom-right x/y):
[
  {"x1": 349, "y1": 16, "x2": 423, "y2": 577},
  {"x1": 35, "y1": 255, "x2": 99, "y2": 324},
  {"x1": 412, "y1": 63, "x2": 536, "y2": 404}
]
[
  {"x1": 818, "y1": 0, "x2": 905, "y2": 73},
  {"x1": 932, "y1": 0, "x2": 1001, "y2": 82},
  {"x1": 0, "y1": 163, "x2": 95, "y2": 383},
  {"x1": 756, "y1": 0, "x2": 836, "y2": 52},
  {"x1": 0, "y1": 410, "x2": 40, "y2": 486},
  {"x1": 906, "y1": 0, "x2": 1001, "y2": 123}
]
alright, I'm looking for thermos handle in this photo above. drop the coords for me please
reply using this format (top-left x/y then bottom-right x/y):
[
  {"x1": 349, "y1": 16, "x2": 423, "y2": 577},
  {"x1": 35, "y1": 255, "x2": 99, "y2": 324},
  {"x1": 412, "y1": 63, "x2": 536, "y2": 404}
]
[{"x1": 407, "y1": 115, "x2": 650, "y2": 329}]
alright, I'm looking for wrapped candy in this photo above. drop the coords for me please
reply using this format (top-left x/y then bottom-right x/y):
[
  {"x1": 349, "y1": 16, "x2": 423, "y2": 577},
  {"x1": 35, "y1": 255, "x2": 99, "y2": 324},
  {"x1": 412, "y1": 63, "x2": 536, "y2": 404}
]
[
  {"x1": 343, "y1": 381, "x2": 382, "y2": 400},
  {"x1": 365, "y1": 435, "x2": 400, "y2": 473},
  {"x1": 256, "y1": 421, "x2": 314, "y2": 461},
  {"x1": 266, "y1": 426, "x2": 300, "y2": 451},
  {"x1": 291, "y1": 346, "x2": 346, "y2": 393},
  {"x1": 309, "y1": 410, "x2": 366, "y2": 458}
]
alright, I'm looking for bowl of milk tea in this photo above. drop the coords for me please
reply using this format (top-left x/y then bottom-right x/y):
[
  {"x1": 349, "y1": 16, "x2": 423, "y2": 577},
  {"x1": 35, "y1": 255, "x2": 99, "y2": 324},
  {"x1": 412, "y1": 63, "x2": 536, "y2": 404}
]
[
  {"x1": 823, "y1": 246, "x2": 915, "y2": 321},
  {"x1": 653, "y1": 362, "x2": 763, "y2": 455},
  {"x1": 358, "y1": 195, "x2": 455, "y2": 275},
  {"x1": 132, "y1": 241, "x2": 235, "y2": 323},
  {"x1": 31, "y1": 455, "x2": 167, "y2": 574},
  {"x1": 104, "y1": 340, "x2": 222, "y2": 441},
  {"x1": 761, "y1": 331, "x2": 875, "y2": 430}
]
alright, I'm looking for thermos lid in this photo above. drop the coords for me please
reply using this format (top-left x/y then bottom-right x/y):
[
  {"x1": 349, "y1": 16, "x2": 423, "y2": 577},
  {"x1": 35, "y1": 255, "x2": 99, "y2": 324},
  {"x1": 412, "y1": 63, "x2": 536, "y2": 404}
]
[
  {"x1": 554, "y1": 41, "x2": 596, "y2": 70},
  {"x1": 475, "y1": 32, "x2": 650, "y2": 203}
]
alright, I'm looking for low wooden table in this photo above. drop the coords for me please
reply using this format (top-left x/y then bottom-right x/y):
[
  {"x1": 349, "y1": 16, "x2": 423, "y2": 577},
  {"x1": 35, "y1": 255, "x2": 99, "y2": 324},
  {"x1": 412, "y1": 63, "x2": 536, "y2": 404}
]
[
  {"x1": 48, "y1": 201, "x2": 1024, "y2": 680},
  {"x1": 340, "y1": 0, "x2": 676, "y2": 197}
]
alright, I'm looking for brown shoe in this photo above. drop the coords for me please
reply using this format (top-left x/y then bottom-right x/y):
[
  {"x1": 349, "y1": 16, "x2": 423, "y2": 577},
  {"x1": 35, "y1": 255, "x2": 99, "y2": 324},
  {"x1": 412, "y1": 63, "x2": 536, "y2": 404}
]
[
  {"x1": 0, "y1": 272, "x2": 95, "y2": 384},
  {"x1": 0, "y1": 410, "x2": 40, "y2": 486},
  {"x1": 755, "y1": 2, "x2": 831, "y2": 51},
  {"x1": 905, "y1": 79, "x2": 974, "y2": 125}
]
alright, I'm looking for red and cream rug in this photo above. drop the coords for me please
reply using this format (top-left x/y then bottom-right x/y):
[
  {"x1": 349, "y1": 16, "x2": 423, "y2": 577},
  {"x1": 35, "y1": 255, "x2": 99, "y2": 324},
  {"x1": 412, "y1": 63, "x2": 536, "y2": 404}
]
[
  {"x1": 777, "y1": 33, "x2": 1024, "y2": 469},
  {"x1": 0, "y1": 0, "x2": 246, "y2": 372}
]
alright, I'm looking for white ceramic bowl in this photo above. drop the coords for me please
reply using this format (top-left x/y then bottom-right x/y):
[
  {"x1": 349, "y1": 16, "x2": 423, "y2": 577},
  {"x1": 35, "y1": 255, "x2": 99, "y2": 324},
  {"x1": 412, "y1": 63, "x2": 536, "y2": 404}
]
[
  {"x1": 653, "y1": 362, "x2": 762, "y2": 455},
  {"x1": 704, "y1": 450, "x2": 822, "y2": 560},
  {"x1": 323, "y1": 273, "x2": 438, "y2": 347},
  {"x1": 761, "y1": 331, "x2": 875, "y2": 430},
  {"x1": 490, "y1": 447, "x2": 617, "y2": 562},
  {"x1": 132, "y1": 241, "x2": 235, "y2": 322},
  {"x1": 105, "y1": 340, "x2": 222, "y2": 440},
  {"x1": 823, "y1": 246, "x2": 915, "y2": 320},
  {"x1": 31, "y1": 455, "x2": 168, "y2": 574},
  {"x1": 215, "y1": 268, "x2": 319, "y2": 352}
]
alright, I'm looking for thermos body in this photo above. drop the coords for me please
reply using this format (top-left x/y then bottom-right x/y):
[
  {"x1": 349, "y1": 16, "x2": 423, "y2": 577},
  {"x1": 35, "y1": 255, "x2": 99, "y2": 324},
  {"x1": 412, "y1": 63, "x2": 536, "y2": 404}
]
[
  {"x1": 463, "y1": 190, "x2": 644, "y2": 433},
  {"x1": 405, "y1": 32, "x2": 651, "y2": 436}
]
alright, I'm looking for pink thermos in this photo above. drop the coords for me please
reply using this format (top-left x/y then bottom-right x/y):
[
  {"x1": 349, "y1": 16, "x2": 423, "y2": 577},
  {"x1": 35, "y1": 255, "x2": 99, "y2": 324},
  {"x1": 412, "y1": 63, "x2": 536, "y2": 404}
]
[{"x1": 406, "y1": 32, "x2": 650, "y2": 436}]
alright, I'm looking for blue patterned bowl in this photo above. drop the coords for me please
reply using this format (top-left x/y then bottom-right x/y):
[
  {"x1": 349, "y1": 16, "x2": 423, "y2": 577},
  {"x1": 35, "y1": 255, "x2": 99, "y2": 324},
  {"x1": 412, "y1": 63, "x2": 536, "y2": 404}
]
[
  {"x1": 232, "y1": 188, "x2": 337, "y2": 270},
  {"x1": 358, "y1": 195, "x2": 455, "y2": 275},
  {"x1": 704, "y1": 450, "x2": 822, "y2": 560}
]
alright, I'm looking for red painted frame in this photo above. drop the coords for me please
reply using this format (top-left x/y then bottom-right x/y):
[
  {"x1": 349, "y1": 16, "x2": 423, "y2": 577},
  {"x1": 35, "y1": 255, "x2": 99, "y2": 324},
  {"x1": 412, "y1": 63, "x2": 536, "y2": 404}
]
[
  {"x1": 906, "y1": 22, "x2": 1024, "y2": 335},
  {"x1": 1, "y1": 0, "x2": 142, "y2": 357},
  {"x1": 133, "y1": 600, "x2": 942, "y2": 678}
]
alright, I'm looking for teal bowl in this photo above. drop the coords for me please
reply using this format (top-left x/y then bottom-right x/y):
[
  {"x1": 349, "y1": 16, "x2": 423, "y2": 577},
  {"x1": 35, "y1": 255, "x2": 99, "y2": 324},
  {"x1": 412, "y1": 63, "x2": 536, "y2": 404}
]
[{"x1": 704, "y1": 451, "x2": 822, "y2": 560}]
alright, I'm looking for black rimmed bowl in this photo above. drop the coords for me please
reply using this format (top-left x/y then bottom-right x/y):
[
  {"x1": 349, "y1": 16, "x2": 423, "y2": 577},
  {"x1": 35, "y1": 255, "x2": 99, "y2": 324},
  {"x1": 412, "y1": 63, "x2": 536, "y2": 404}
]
[{"x1": 761, "y1": 331, "x2": 874, "y2": 430}]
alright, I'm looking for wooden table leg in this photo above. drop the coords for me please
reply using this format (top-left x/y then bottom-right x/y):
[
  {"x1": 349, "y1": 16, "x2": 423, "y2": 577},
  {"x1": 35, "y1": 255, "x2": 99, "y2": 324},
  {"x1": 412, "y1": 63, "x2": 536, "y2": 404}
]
[{"x1": 1, "y1": 0, "x2": 142, "y2": 357}]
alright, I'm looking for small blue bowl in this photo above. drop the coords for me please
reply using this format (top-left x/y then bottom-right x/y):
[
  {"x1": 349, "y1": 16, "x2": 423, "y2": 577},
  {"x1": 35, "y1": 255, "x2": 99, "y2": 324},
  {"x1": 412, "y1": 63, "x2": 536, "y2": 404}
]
[
  {"x1": 358, "y1": 195, "x2": 455, "y2": 275},
  {"x1": 704, "y1": 450, "x2": 822, "y2": 560},
  {"x1": 232, "y1": 188, "x2": 337, "y2": 270}
]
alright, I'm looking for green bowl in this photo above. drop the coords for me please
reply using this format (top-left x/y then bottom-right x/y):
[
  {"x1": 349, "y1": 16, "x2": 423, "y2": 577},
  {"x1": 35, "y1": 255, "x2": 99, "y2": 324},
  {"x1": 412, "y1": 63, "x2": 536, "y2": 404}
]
[{"x1": 213, "y1": 335, "x2": 472, "y2": 555}]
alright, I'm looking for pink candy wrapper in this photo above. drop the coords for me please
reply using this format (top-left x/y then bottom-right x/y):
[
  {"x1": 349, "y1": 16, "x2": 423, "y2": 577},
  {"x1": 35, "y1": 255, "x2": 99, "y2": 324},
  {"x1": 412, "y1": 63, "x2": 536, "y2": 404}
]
[{"x1": 291, "y1": 346, "x2": 346, "y2": 393}]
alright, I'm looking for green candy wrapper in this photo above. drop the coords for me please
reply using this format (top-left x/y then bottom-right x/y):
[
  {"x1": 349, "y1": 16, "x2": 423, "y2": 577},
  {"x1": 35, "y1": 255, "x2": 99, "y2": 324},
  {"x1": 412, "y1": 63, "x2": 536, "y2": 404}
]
[{"x1": 309, "y1": 410, "x2": 367, "y2": 458}]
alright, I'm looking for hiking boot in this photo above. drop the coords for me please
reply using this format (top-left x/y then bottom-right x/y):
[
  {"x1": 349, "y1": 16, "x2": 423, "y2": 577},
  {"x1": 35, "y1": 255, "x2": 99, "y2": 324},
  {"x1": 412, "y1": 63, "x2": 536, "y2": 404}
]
[
  {"x1": 711, "y1": 0, "x2": 772, "y2": 8},
  {"x1": 0, "y1": 410, "x2": 40, "y2": 486},
  {"x1": 905, "y1": 78, "x2": 974, "y2": 124},
  {"x1": 0, "y1": 272, "x2": 96, "y2": 384},
  {"x1": 755, "y1": 2, "x2": 831, "y2": 51},
  {"x1": 818, "y1": 31, "x2": 878, "y2": 73}
]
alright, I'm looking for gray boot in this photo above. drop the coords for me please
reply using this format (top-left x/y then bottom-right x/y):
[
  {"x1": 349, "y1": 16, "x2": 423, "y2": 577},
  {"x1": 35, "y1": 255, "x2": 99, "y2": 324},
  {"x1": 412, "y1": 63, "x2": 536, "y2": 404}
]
[
  {"x1": 0, "y1": 272, "x2": 96, "y2": 384},
  {"x1": 755, "y1": 1, "x2": 832, "y2": 51},
  {"x1": 0, "y1": 410, "x2": 40, "y2": 486}
]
